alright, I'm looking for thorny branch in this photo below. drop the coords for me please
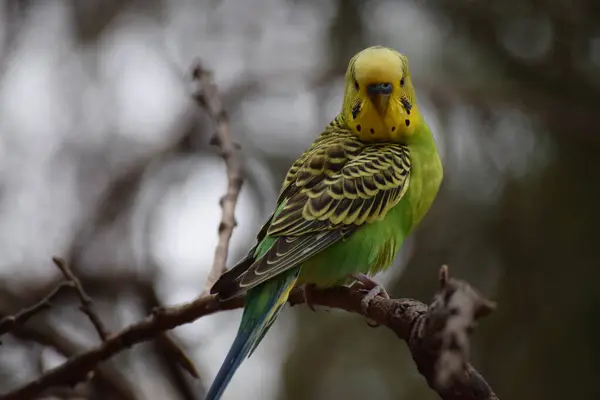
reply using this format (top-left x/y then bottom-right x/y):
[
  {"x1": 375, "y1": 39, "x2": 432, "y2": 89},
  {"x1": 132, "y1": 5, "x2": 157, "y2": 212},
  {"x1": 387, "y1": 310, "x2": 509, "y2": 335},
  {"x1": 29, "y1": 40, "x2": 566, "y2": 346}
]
[
  {"x1": 191, "y1": 62, "x2": 244, "y2": 294},
  {"x1": 0, "y1": 64, "x2": 499, "y2": 400}
]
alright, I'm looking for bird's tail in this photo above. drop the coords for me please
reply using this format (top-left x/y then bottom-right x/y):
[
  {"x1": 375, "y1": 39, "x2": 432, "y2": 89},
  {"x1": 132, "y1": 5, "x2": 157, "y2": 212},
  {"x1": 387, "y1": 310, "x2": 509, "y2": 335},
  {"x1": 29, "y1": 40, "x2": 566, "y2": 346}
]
[{"x1": 205, "y1": 268, "x2": 299, "y2": 400}]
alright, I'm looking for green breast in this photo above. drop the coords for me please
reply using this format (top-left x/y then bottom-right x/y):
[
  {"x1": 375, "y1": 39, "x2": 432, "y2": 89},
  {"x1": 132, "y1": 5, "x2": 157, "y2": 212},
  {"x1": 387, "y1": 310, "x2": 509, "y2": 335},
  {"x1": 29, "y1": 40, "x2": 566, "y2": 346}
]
[{"x1": 402, "y1": 130, "x2": 443, "y2": 232}]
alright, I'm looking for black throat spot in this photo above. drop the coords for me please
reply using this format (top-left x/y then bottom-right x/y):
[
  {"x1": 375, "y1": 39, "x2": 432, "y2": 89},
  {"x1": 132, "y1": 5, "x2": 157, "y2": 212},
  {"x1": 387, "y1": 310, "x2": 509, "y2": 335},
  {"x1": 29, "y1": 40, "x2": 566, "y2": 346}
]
[
  {"x1": 351, "y1": 102, "x2": 361, "y2": 119},
  {"x1": 401, "y1": 98, "x2": 412, "y2": 115}
]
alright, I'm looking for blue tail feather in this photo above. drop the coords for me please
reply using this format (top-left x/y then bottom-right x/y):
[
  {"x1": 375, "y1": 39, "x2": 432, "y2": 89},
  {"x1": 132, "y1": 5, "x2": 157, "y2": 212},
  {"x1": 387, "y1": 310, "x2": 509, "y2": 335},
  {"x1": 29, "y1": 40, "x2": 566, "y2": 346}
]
[
  {"x1": 204, "y1": 268, "x2": 299, "y2": 400},
  {"x1": 204, "y1": 327, "x2": 256, "y2": 400}
]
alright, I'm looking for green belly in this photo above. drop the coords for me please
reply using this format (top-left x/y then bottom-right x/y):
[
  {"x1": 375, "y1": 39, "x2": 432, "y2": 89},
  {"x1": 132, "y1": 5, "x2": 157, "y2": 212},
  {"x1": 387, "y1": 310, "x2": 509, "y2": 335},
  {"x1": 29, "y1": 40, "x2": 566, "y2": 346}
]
[{"x1": 296, "y1": 199, "x2": 411, "y2": 287}]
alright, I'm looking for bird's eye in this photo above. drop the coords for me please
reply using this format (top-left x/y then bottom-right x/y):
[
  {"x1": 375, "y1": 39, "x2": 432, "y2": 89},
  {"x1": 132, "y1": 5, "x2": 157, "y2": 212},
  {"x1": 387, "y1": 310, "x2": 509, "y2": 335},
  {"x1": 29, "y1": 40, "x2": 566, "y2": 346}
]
[
  {"x1": 400, "y1": 78, "x2": 405, "y2": 87},
  {"x1": 354, "y1": 79, "x2": 359, "y2": 90}
]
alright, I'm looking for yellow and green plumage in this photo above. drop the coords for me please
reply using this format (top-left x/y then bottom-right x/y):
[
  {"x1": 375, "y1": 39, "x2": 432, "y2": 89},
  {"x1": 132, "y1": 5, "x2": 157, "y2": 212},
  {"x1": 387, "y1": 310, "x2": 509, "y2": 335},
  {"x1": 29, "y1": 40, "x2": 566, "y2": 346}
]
[{"x1": 206, "y1": 46, "x2": 443, "y2": 400}]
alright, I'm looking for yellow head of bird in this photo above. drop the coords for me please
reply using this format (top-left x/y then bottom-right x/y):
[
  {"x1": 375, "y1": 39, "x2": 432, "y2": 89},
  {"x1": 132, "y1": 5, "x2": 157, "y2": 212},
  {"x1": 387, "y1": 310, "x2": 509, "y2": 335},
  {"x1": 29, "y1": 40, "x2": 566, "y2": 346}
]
[{"x1": 341, "y1": 46, "x2": 419, "y2": 142}]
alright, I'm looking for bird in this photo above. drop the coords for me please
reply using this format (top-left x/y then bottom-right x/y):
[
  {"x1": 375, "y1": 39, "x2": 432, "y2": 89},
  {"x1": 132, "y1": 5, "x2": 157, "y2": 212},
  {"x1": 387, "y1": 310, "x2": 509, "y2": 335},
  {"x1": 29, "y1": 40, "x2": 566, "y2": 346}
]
[{"x1": 205, "y1": 45, "x2": 443, "y2": 400}]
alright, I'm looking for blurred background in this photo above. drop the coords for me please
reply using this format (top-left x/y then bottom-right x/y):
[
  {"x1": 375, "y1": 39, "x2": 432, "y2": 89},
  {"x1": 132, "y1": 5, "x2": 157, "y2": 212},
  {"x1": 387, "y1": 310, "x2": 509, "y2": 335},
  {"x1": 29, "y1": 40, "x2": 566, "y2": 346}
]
[{"x1": 0, "y1": 0, "x2": 598, "y2": 399}]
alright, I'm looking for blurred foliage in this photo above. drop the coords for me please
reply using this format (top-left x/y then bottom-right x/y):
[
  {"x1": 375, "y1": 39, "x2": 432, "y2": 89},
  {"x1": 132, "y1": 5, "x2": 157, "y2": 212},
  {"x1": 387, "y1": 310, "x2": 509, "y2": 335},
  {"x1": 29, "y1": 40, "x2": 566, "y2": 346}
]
[{"x1": 0, "y1": 0, "x2": 598, "y2": 399}]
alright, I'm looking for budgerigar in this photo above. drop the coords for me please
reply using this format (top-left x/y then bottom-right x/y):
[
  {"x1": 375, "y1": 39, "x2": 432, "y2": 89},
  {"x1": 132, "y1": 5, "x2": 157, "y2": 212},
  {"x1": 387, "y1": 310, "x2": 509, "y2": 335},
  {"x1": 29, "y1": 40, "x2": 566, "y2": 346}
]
[{"x1": 205, "y1": 46, "x2": 443, "y2": 400}]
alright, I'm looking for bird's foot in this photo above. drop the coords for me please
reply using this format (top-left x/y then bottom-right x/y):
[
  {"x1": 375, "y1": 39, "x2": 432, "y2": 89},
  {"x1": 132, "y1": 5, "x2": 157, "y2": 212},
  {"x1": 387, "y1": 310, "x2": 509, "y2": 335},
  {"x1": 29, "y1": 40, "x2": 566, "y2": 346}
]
[
  {"x1": 350, "y1": 274, "x2": 389, "y2": 328},
  {"x1": 303, "y1": 283, "x2": 318, "y2": 312}
]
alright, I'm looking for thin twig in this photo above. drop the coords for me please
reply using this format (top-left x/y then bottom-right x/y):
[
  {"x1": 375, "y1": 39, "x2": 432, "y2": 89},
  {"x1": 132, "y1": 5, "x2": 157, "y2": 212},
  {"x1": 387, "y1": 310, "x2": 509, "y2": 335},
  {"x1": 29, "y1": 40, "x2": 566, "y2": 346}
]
[
  {"x1": 191, "y1": 63, "x2": 244, "y2": 294},
  {"x1": 138, "y1": 282, "x2": 204, "y2": 398},
  {"x1": 52, "y1": 257, "x2": 109, "y2": 342},
  {"x1": 0, "y1": 268, "x2": 498, "y2": 400},
  {"x1": 156, "y1": 333, "x2": 199, "y2": 379},
  {"x1": 0, "y1": 282, "x2": 72, "y2": 339},
  {"x1": 0, "y1": 296, "x2": 139, "y2": 400}
]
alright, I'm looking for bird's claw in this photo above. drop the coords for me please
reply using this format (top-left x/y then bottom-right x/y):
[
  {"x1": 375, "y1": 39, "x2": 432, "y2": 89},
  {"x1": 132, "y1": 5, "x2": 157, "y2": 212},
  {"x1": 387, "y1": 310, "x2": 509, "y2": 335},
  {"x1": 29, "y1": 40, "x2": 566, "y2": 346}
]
[
  {"x1": 351, "y1": 274, "x2": 389, "y2": 327},
  {"x1": 303, "y1": 283, "x2": 318, "y2": 312}
]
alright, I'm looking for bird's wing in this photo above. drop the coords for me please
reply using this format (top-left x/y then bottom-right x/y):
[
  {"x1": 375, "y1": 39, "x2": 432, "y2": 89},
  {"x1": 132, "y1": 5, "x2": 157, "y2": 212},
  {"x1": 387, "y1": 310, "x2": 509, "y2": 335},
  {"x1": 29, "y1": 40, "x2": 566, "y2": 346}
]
[
  {"x1": 211, "y1": 129, "x2": 411, "y2": 298},
  {"x1": 241, "y1": 135, "x2": 410, "y2": 288}
]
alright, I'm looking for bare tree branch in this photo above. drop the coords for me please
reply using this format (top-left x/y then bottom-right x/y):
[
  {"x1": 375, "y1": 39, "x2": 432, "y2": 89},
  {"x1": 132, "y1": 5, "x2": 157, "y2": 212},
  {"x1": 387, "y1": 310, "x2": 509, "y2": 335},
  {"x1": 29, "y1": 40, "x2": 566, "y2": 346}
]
[
  {"x1": 137, "y1": 280, "x2": 205, "y2": 400},
  {"x1": 52, "y1": 257, "x2": 109, "y2": 342},
  {"x1": 156, "y1": 333, "x2": 199, "y2": 379},
  {"x1": 409, "y1": 266, "x2": 497, "y2": 399},
  {"x1": 0, "y1": 282, "x2": 72, "y2": 339},
  {"x1": 0, "y1": 267, "x2": 498, "y2": 400},
  {"x1": 191, "y1": 62, "x2": 244, "y2": 294},
  {"x1": 0, "y1": 308, "x2": 139, "y2": 400}
]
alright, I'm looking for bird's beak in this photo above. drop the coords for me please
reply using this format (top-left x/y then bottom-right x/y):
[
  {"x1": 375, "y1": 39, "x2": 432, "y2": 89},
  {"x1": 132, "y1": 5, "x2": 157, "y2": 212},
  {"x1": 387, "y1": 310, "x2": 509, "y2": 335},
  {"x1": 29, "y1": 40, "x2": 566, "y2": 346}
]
[
  {"x1": 367, "y1": 83, "x2": 392, "y2": 117},
  {"x1": 371, "y1": 94, "x2": 390, "y2": 117}
]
